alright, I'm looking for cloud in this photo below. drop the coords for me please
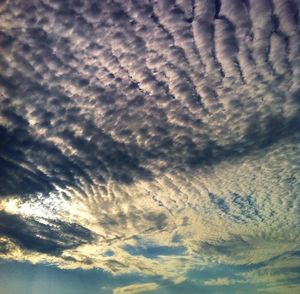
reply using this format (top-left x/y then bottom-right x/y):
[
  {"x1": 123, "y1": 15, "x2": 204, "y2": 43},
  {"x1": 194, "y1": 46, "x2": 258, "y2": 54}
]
[
  {"x1": 258, "y1": 284, "x2": 300, "y2": 294},
  {"x1": 0, "y1": 240, "x2": 9, "y2": 254},
  {"x1": 122, "y1": 243, "x2": 186, "y2": 259},
  {"x1": 0, "y1": 211, "x2": 94, "y2": 254},
  {"x1": 0, "y1": 0, "x2": 300, "y2": 292},
  {"x1": 0, "y1": 0, "x2": 299, "y2": 199},
  {"x1": 113, "y1": 282, "x2": 159, "y2": 294},
  {"x1": 203, "y1": 277, "x2": 239, "y2": 286}
]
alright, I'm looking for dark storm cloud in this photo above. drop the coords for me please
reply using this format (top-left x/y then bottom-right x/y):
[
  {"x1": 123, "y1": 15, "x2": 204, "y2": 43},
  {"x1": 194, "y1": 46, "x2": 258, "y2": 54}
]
[{"x1": 0, "y1": 211, "x2": 94, "y2": 254}]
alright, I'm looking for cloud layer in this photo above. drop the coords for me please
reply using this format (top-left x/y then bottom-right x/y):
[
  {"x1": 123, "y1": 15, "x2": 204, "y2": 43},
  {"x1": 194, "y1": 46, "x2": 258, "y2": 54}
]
[{"x1": 1, "y1": 0, "x2": 300, "y2": 293}]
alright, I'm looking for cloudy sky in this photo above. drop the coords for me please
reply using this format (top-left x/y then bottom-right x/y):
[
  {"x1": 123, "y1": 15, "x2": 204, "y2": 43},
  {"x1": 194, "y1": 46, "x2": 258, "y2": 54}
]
[{"x1": 0, "y1": 0, "x2": 300, "y2": 293}]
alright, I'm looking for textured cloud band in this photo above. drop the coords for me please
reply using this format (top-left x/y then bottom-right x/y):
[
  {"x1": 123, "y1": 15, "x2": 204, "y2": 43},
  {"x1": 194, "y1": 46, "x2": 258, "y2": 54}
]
[
  {"x1": 0, "y1": 0, "x2": 300, "y2": 292},
  {"x1": 1, "y1": 0, "x2": 300, "y2": 196}
]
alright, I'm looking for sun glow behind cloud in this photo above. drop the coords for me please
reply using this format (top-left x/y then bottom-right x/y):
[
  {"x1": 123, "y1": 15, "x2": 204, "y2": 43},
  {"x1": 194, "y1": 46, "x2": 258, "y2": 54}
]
[{"x1": 3, "y1": 193, "x2": 67, "y2": 220}]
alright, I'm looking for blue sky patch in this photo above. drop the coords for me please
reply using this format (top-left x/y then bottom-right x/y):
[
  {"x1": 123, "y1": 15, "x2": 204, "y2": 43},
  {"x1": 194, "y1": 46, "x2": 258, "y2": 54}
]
[{"x1": 123, "y1": 244, "x2": 186, "y2": 259}]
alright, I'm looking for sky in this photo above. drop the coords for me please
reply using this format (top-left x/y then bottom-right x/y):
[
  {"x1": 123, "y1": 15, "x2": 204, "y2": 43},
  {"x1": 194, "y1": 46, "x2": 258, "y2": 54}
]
[{"x1": 0, "y1": 0, "x2": 300, "y2": 293}]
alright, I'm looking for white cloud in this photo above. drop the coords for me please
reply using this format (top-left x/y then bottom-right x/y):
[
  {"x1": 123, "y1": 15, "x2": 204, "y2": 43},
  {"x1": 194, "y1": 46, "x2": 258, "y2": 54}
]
[{"x1": 204, "y1": 277, "x2": 239, "y2": 286}]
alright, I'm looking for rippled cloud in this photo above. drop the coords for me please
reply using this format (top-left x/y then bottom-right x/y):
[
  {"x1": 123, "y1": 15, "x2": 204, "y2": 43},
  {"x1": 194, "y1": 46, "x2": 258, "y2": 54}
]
[{"x1": 1, "y1": 0, "x2": 300, "y2": 293}]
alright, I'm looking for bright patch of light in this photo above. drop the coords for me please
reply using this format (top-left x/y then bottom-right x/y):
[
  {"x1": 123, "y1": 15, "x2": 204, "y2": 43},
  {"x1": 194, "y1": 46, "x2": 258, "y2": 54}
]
[{"x1": 3, "y1": 191, "x2": 68, "y2": 220}]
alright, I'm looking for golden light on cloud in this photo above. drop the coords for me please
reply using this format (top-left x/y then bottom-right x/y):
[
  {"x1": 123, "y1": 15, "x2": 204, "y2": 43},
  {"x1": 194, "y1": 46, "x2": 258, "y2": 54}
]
[{"x1": 113, "y1": 283, "x2": 159, "y2": 294}]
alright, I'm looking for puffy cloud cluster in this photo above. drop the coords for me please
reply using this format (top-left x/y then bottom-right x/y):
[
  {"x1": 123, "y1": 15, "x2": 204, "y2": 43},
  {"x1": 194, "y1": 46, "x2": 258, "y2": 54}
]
[
  {"x1": 1, "y1": 0, "x2": 300, "y2": 196},
  {"x1": 0, "y1": 0, "x2": 300, "y2": 292}
]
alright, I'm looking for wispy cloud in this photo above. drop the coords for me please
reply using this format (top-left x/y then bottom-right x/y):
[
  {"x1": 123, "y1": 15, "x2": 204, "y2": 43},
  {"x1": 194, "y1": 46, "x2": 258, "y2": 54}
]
[
  {"x1": 113, "y1": 282, "x2": 159, "y2": 294},
  {"x1": 204, "y1": 277, "x2": 240, "y2": 286}
]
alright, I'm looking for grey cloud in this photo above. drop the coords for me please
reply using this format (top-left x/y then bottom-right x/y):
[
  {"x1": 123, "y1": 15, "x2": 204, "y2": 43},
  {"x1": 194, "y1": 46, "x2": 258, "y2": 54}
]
[
  {"x1": 199, "y1": 236, "x2": 254, "y2": 259},
  {"x1": 0, "y1": 240, "x2": 9, "y2": 254},
  {"x1": 98, "y1": 210, "x2": 168, "y2": 237},
  {"x1": 0, "y1": 211, "x2": 94, "y2": 254}
]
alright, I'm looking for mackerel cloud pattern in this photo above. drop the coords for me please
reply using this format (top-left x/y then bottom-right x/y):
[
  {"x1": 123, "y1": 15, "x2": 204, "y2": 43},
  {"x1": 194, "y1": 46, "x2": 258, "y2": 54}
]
[{"x1": 0, "y1": 0, "x2": 300, "y2": 293}]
